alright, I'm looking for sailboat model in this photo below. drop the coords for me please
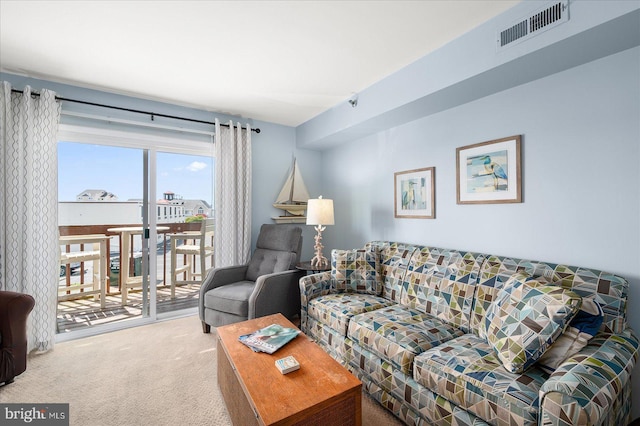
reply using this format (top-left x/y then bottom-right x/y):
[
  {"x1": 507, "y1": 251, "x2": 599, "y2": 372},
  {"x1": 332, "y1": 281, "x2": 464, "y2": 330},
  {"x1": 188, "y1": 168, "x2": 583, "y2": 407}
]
[{"x1": 272, "y1": 158, "x2": 310, "y2": 224}]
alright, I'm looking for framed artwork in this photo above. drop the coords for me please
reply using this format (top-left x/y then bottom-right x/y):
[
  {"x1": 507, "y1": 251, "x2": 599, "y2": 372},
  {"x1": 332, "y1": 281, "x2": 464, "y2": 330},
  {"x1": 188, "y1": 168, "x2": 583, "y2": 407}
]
[
  {"x1": 394, "y1": 167, "x2": 435, "y2": 218},
  {"x1": 456, "y1": 135, "x2": 522, "y2": 204}
]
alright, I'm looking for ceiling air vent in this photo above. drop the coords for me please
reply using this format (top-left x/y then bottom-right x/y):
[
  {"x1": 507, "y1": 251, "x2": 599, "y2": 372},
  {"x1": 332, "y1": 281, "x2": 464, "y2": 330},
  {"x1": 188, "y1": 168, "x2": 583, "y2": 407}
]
[{"x1": 497, "y1": 1, "x2": 569, "y2": 50}]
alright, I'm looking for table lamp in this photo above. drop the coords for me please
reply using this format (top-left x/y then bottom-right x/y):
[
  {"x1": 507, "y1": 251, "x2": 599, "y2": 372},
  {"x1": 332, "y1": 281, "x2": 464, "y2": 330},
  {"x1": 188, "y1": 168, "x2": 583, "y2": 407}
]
[{"x1": 306, "y1": 196, "x2": 334, "y2": 268}]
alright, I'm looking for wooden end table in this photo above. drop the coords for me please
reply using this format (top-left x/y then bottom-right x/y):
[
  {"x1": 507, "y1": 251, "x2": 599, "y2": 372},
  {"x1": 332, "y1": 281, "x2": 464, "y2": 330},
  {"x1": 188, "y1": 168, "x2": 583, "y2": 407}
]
[
  {"x1": 216, "y1": 313, "x2": 362, "y2": 426},
  {"x1": 296, "y1": 261, "x2": 331, "y2": 275}
]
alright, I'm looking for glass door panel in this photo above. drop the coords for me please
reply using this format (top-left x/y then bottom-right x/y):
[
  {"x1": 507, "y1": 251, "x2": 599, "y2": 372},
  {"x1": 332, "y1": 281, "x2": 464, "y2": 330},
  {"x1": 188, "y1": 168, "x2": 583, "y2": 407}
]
[
  {"x1": 156, "y1": 151, "x2": 214, "y2": 314},
  {"x1": 57, "y1": 142, "x2": 151, "y2": 333}
]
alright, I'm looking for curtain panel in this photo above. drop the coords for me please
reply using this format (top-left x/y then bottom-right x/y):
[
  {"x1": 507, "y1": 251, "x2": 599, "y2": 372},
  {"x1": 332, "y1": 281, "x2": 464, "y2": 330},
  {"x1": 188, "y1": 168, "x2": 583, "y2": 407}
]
[
  {"x1": 214, "y1": 119, "x2": 252, "y2": 268},
  {"x1": 0, "y1": 82, "x2": 61, "y2": 352}
]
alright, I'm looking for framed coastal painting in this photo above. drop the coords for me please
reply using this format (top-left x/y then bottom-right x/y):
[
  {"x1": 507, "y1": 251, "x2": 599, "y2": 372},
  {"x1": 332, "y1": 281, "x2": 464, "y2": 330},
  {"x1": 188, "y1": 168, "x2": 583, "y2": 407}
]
[
  {"x1": 394, "y1": 167, "x2": 435, "y2": 218},
  {"x1": 456, "y1": 135, "x2": 522, "y2": 204}
]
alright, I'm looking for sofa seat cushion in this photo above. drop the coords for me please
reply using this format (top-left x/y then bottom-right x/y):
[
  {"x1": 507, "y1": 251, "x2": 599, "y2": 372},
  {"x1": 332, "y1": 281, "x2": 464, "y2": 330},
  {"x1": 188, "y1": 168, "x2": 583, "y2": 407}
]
[
  {"x1": 308, "y1": 293, "x2": 394, "y2": 336},
  {"x1": 414, "y1": 334, "x2": 548, "y2": 426},
  {"x1": 203, "y1": 281, "x2": 255, "y2": 316},
  {"x1": 348, "y1": 305, "x2": 465, "y2": 375}
]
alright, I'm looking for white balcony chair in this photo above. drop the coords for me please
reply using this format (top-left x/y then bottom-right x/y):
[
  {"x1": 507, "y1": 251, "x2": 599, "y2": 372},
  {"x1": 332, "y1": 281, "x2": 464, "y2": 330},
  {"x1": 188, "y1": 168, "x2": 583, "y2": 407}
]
[
  {"x1": 58, "y1": 234, "x2": 109, "y2": 309},
  {"x1": 168, "y1": 219, "x2": 215, "y2": 298}
]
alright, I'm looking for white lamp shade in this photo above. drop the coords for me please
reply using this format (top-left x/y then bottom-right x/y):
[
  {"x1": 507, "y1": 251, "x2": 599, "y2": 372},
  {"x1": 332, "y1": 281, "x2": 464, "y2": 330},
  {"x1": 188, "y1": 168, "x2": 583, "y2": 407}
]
[{"x1": 306, "y1": 197, "x2": 334, "y2": 225}]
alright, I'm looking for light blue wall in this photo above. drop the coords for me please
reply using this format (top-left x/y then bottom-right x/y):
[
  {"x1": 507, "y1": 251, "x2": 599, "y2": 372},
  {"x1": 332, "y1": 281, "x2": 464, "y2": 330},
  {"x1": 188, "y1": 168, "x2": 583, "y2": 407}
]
[{"x1": 0, "y1": 72, "x2": 322, "y2": 260}]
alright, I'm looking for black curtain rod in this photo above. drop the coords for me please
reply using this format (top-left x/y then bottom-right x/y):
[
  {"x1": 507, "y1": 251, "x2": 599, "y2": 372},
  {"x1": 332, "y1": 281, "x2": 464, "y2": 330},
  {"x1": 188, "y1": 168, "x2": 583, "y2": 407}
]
[{"x1": 10, "y1": 88, "x2": 261, "y2": 133}]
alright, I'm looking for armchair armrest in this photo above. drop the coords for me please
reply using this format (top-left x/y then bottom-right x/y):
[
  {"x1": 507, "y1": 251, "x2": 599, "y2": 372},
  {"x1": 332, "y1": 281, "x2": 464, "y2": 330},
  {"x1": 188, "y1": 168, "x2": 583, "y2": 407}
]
[
  {"x1": 0, "y1": 291, "x2": 36, "y2": 383},
  {"x1": 299, "y1": 271, "x2": 334, "y2": 333},
  {"x1": 198, "y1": 265, "x2": 248, "y2": 321},
  {"x1": 539, "y1": 328, "x2": 639, "y2": 426},
  {"x1": 249, "y1": 269, "x2": 305, "y2": 321}
]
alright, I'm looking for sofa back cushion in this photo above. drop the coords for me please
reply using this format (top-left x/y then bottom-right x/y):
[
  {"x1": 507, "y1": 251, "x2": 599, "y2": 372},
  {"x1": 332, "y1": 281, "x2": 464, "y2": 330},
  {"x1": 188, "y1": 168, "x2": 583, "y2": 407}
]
[
  {"x1": 331, "y1": 247, "x2": 382, "y2": 294},
  {"x1": 484, "y1": 271, "x2": 582, "y2": 373},
  {"x1": 470, "y1": 255, "x2": 628, "y2": 336},
  {"x1": 366, "y1": 241, "x2": 418, "y2": 304},
  {"x1": 401, "y1": 246, "x2": 485, "y2": 333}
]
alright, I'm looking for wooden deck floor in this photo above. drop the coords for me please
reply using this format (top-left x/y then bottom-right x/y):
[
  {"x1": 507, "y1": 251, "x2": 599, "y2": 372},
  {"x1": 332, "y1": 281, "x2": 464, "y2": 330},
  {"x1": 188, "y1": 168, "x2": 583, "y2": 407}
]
[{"x1": 57, "y1": 284, "x2": 200, "y2": 333}]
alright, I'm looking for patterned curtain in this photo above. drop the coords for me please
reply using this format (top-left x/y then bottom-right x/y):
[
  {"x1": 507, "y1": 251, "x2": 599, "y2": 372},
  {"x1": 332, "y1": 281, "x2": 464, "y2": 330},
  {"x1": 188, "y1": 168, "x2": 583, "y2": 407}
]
[
  {"x1": 0, "y1": 82, "x2": 61, "y2": 352},
  {"x1": 214, "y1": 119, "x2": 252, "y2": 267}
]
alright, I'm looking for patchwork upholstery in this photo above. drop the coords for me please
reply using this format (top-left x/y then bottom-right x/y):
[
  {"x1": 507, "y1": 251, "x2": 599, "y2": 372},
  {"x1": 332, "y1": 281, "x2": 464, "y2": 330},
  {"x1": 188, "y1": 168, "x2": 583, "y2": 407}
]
[
  {"x1": 472, "y1": 256, "x2": 556, "y2": 336},
  {"x1": 331, "y1": 247, "x2": 382, "y2": 294},
  {"x1": 307, "y1": 293, "x2": 393, "y2": 336},
  {"x1": 402, "y1": 247, "x2": 484, "y2": 333},
  {"x1": 484, "y1": 272, "x2": 582, "y2": 373},
  {"x1": 414, "y1": 334, "x2": 548, "y2": 426},
  {"x1": 351, "y1": 341, "x2": 491, "y2": 426},
  {"x1": 299, "y1": 242, "x2": 638, "y2": 426},
  {"x1": 551, "y1": 265, "x2": 628, "y2": 335},
  {"x1": 540, "y1": 330, "x2": 639, "y2": 425},
  {"x1": 348, "y1": 305, "x2": 464, "y2": 374},
  {"x1": 537, "y1": 297, "x2": 604, "y2": 373},
  {"x1": 471, "y1": 255, "x2": 628, "y2": 336},
  {"x1": 306, "y1": 317, "x2": 355, "y2": 364},
  {"x1": 299, "y1": 271, "x2": 333, "y2": 332},
  {"x1": 369, "y1": 241, "x2": 417, "y2": 304}
]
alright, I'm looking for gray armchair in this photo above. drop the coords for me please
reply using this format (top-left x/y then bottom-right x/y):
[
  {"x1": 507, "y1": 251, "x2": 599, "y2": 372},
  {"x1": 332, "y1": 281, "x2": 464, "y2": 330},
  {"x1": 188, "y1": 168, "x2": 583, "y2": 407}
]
[{"x1": 199, "y1": 224, "x2": 304, "y2": 332}]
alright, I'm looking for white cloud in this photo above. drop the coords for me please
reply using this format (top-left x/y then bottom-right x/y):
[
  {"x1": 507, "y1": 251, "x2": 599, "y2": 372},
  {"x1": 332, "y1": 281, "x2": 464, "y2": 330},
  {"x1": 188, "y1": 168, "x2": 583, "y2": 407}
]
[{"x1": 186, "y1": 161, "x2": 207, "y2": 172}]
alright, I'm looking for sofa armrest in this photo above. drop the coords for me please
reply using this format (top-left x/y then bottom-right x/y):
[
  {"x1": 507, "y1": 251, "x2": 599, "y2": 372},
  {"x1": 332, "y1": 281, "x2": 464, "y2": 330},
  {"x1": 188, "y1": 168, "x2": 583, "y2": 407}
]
[
  {"x1": 249, "y1": 269, "x2": 305, "y2": 320},
  {"x1": 539, "y1": 328, "x2": 639, "y2": 425},
  {"x1": 299, "y1": 271, "x2": 333, "y2": 333}
]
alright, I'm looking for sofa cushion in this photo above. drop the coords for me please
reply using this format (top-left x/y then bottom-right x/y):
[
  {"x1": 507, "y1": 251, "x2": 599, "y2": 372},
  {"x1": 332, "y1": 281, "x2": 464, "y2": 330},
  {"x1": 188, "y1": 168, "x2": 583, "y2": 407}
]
[
  {"x1": 414, "y1": 333, "x2": 548, "y2": 426},
  {"x1": 203, "y1": 281, "x2": 255, "y2": 316},
  {"x1": 348, "y1": 305, "x2": 464, "y2": 375},
  {"x1": 331, "y1": 247, "x2": 382, "y2": 295},
  {"x1": 307, "y1": 293, "x2": 394, "y2": 336},
  {"x1": 401, "y1": 247, "x2": 484, "y2": 333},
  {"x1": 470, "y1": 255, "x2": 629, "y2": 336},
  {"x1": 373, "y1": 242, "x2": 419, "y2": 303},
  {"x1": 536, "y1": 297, "x2": 603, "y2": 373},
  {"x1": 484, "y1": 272, "x2": 582, "y2": 373},
  {"x1": 349, "y1": 343, "x2": 491, "y2": 426}
]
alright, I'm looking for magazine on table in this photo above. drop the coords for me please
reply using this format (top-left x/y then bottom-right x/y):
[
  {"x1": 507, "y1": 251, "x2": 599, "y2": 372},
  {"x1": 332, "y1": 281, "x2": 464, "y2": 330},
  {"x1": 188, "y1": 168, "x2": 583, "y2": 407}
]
[{"x1": 238, "y1": 323, "x2": 301, "y2": 354}]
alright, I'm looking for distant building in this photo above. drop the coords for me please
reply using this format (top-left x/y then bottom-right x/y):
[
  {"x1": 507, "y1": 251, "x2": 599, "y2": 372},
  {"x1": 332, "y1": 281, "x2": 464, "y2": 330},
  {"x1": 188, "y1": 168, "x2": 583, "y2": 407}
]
[
  {"x1": 59, "y1": 189, "x2": 211, "y2": 226},
  {"x1": 157, "y1": 191, "x2": 212, "y2": 218},
  {"x1": 76, "y1": 189, "x2": 118, "y2": 201}
]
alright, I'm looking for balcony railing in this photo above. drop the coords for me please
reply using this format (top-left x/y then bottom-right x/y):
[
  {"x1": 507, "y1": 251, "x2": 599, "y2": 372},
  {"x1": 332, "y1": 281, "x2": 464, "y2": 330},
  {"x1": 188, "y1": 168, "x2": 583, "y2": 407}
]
[{"x1": 57, "y1": 222, "x2": 207, "y2": 333}]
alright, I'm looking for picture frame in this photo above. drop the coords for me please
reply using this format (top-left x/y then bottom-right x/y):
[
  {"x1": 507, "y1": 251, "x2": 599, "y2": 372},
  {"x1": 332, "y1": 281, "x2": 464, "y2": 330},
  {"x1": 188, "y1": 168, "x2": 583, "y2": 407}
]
[
  {"x1": 394, "y1": 167, "x2": 435, "y2": 219},
  {"x1": 456, "y1": 135, "x2": 521, "y2": 204}
]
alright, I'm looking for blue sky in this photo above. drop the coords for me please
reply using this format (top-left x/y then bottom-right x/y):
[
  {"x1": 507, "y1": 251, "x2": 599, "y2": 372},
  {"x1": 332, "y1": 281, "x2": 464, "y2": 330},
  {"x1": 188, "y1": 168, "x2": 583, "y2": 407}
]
[{"x1": 58, "y1": 142, "x2": 214, "y2": 203}]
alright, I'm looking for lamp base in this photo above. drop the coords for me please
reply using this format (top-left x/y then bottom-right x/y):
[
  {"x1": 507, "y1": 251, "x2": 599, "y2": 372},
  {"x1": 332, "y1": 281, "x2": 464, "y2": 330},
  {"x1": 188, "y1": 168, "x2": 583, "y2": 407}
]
[{"x1": 310, "y1": 224, "x2": 329, "y2": 268}]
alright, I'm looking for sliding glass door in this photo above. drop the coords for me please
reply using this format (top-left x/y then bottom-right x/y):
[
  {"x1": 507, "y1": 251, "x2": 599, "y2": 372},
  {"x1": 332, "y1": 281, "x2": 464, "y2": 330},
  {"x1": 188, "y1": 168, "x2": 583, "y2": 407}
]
[{"x1": 56, "y1": 125, "x2": 214, "y2": 338}]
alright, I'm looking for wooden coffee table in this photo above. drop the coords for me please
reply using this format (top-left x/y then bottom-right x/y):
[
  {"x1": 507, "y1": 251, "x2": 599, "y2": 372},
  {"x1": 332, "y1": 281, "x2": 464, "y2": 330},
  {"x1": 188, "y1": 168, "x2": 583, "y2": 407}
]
[{"x1": 216, "y1": 313, "x2": 362, "y2": 426}]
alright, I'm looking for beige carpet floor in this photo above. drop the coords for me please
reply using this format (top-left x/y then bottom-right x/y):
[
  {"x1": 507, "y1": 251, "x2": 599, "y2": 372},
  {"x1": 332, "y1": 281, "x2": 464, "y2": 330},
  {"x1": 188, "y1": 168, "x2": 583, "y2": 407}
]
[{"x1": 1, "y1": 315, "x2": 402, "y2": 426}]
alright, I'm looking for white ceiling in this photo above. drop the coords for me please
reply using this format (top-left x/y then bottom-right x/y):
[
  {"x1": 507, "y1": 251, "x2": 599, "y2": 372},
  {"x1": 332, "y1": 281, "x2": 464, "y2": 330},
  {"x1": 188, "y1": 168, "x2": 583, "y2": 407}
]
[{"x1": 0, "y1": 1, "x2": 520, "y2": 127}]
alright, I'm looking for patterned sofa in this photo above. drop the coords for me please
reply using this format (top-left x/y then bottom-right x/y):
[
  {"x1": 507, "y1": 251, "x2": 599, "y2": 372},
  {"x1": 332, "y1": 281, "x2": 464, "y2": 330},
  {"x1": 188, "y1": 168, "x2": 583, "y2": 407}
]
[{"x1": 299, "y1": 241, "x2": 638, "y2": 426}]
